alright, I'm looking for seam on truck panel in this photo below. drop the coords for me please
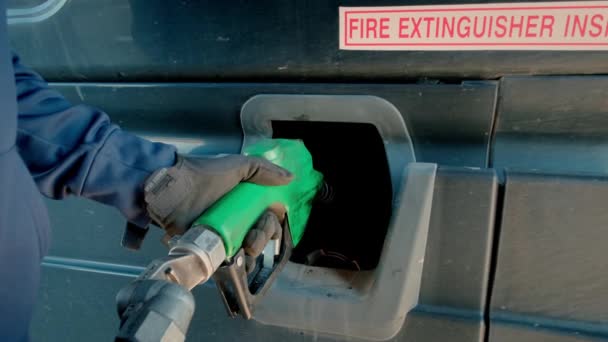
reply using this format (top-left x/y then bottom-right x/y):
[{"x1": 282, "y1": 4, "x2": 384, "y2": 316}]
[
  {"x1": 42, "y1": 256, "x2": 145, "y2": 277},
  {"x1": 41, "y1": 256, "x2": 218, "y2": 287},
  {"x1": 493, "y1": 312, "x2": 608, "y2": 339},
  {"x1": 486, "y1": 77, "x2": 503, "y2": 169},
  {"x1": 483, "y1": 78, "x2": 505, "y2": 342},
  {"x1": 483, "y1": 183, "x2": 505, "y2": 342}
]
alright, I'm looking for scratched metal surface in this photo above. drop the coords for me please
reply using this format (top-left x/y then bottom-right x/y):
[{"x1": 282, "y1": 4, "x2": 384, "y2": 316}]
[{"x1": 490, "y1": 171, "x2": 608, "y2": 341}]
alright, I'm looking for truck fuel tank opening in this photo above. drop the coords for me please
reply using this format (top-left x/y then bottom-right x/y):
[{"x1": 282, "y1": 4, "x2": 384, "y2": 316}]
[{"x1": 271, "y1": 120, "x2": 393, "y2": 271}]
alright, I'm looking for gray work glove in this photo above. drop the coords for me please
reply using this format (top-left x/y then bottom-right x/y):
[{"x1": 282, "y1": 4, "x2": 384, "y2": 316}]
[
  {"x1": 242, "y1": 209, "x2": 282, "y2": 273},
  {"x1": 143, "y1": 154, "x2": 291, "y2": 271}
]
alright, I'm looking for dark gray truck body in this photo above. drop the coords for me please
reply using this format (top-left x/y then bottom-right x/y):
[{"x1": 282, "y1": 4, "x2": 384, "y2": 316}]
[{"x1": 8, "y1": 1, "x2": 608, "y2": 341}]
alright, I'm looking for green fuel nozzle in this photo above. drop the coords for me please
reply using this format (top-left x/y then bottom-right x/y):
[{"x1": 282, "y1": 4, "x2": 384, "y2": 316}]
[
  {"x1": 196, "y1": 138, "x2": 325, "y2": 318},
  {"x1": 115, "y1": 139, "x2": 325, "y2": 339},
  {"x1": 192, "y1": 138, "x2": 324, "y2": 258}
]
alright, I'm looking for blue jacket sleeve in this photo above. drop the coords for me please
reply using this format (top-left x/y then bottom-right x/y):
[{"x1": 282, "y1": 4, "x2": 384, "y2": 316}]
[{"x1": 13, "y1": 52, "x2": 177, "y2": 228}]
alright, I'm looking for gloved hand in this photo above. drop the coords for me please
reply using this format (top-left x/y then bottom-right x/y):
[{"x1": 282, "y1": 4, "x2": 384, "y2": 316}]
[
  {"x1": 143, "y1": 154, "x2": 292, "y2": 271},
  {"x1": 242, "y1": 209, "x2": 282, "y2": 273}
]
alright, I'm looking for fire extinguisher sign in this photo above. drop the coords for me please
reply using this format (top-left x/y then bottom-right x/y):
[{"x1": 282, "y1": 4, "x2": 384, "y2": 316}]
[{"x1": 339, "y1": 1, "x2": 608, "y2": 50}]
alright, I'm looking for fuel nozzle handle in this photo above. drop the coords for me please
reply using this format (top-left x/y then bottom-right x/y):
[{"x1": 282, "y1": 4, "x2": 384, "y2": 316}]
[
  {"x1": 115, "y1": 139, "x2": 324, "y2": 339},
  {"x1": 192, "y1": 139, "x2": 323, "y2": 258},
  {"x1": 114, "y1": 227, "x2": 226, "y2": 342},
  {"x1": 115, "y1": 280, "x2": 195, "y2": 342}
]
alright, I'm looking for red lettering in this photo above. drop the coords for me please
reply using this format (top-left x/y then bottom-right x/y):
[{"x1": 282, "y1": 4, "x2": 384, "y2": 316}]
[
  {"x1": 457, "y1": 16, "x2": 471, "y2": 38},
  {"x1": 572, "y1": 15, "x2": 588, "y2": 37},
  {"x1": 366, "y1": 18, "x2": 378, "y2": 38},
  {"x1": 435, "y1": 16, "x2": 440, "y2": 38},
  {"x1": 525, "y1": 15, "x2": 538, "y2": 38},
  {"x1": 423, "y1": 17, "x2": 434, "y2": 38},
  {"x1": 442, "y1": 17, "x2": 455, "y2": 38},
  {"x1": 349, "y1": 18, "x2": 360, "y2": 39},
  {"x1": 540, "y1": 15, "x2": 554, "y2": 38},
  {"x1": 495, "y1": 16, "x2": 507, "y2": 38},
  {"x1": 590, "y1": 14, "x2": 603, "y2": 37},
  {"x1": 509, "y1": 15, "x2": 524, "y2": 38},
  {"x1": 411, "y1": 17, "x2": 423, "y2": 38},
  {"x1": 564, "y1": 15, "x2": 571, "y2": 37},
  {"x1": 488, "y1": 16, "x2": 494, "y2": 38},
  {"x1": 399, "y1": 17, "x2": 410, "y2": 38},
  {"x1": 473, "y1": 16, "x2": 488, "y2": 38},
  {"x1": 379, "y1": 18, "x2": 390, "y2": 38}
]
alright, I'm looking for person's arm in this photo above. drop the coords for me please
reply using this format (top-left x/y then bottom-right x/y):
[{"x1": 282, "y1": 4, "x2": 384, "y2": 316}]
[
  {"x1": 13, "y1": 51, "x2": 177, "y2": 228},
  {"x1": 13, "y1": 51, "x2": 292, "y2": 260}
]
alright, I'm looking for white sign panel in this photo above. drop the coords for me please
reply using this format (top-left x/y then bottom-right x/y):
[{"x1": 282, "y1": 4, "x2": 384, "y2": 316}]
[{"x1": 339, "y1": 1, "x2": 608, "y2": 50}]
